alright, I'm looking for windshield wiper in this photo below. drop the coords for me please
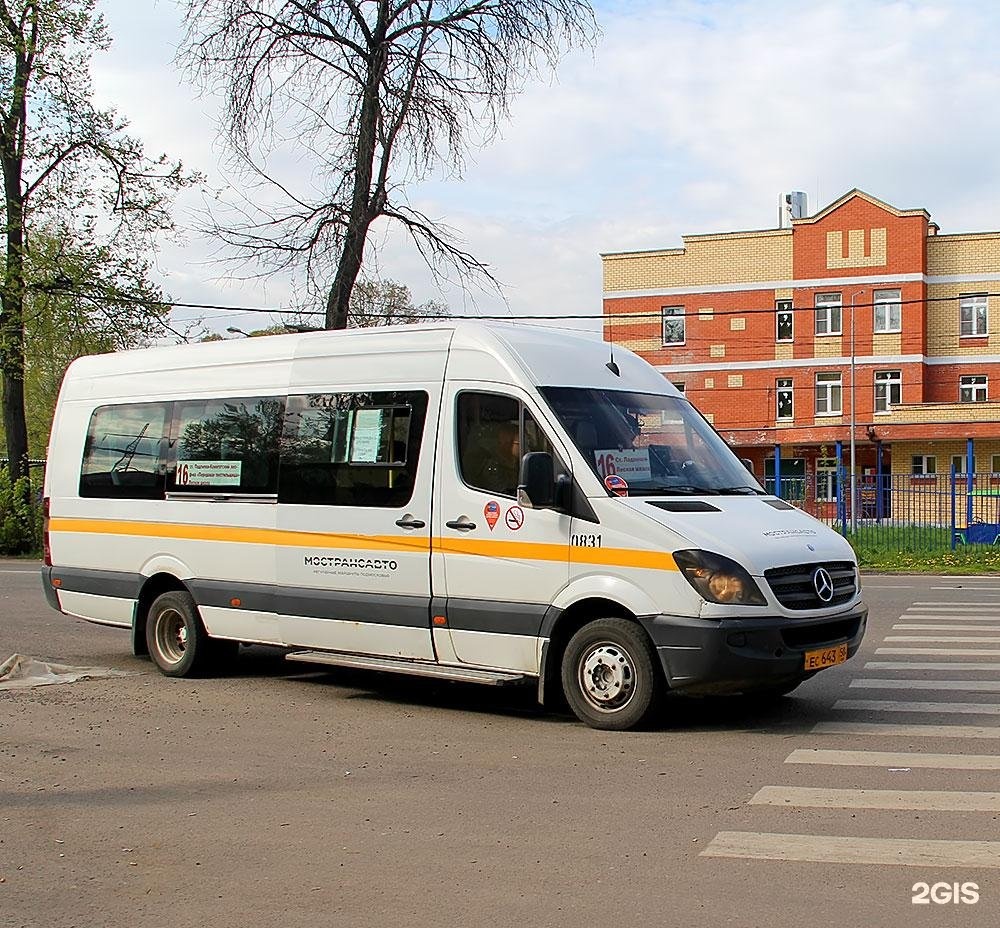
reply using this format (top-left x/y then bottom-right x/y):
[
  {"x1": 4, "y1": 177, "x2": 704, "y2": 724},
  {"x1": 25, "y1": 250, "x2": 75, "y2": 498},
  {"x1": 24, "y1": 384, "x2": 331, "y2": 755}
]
[
  {"x1": 649, "y1": 484, "x2": 718, "y2": 496},
  {"x1": 715, "y1": 485, "x2": 766, "y2": 495}
]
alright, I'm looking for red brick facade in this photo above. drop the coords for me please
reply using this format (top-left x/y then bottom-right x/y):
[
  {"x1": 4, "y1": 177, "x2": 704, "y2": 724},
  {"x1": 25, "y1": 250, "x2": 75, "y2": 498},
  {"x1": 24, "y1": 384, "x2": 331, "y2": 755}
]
[{"x1": 602, "y1": 189, "x2": 1000, "y2": 488}]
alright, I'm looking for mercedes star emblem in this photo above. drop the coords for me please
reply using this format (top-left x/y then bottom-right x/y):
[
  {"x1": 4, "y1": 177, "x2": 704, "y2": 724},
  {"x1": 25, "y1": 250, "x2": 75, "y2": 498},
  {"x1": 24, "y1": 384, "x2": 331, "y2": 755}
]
[{"x1": 813, "y1": 567, "x2": 835, "y2": 603}]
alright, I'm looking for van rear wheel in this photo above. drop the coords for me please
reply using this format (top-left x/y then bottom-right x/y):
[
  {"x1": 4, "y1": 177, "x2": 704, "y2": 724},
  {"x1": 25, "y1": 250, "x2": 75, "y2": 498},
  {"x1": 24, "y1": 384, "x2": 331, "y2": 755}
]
[
  {"x1": 146, "y1": 590, "x2": 213, "y2": 678},
  {"x1": 561, "y1": 618, "x2": 661, "y2": 730}
]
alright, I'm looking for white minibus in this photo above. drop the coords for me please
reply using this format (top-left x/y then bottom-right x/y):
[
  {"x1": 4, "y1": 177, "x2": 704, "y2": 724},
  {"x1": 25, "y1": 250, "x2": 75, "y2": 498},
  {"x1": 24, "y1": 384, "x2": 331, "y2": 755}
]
[{"x1": 42, "y1": 321, "x2": 866, "y2": 729}]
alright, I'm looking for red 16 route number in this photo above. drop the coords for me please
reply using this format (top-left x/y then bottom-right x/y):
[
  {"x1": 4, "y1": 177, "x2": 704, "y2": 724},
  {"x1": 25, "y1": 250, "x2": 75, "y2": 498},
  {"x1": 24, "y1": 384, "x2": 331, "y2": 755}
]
[{"x1": 595, "y1": 453, "x2": 617, "y2": 478}]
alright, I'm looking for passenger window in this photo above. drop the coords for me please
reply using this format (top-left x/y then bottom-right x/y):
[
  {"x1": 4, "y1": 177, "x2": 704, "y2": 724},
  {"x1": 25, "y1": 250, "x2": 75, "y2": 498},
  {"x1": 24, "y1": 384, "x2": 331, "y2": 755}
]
[
  {"x1": 279, "y1": 391, "x2": 428, "y2": 507},
  {"x1": 457, "y1": 393, "x2": 521, "y2": 497},
  {"x1": 457, "y1": 394, "x2": 566, "y2": 498},
  {"x1": 168, "y1": 396, "x2": 284, "y2": 494},
  {"x1": 80, "y1": 403, "x2": 170, "y2": 498}
]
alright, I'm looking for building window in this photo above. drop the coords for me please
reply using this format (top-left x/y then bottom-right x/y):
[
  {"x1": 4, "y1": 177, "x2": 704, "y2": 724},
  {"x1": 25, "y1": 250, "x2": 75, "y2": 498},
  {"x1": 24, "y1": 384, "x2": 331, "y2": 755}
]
[
  {"x1": 776, "y1": 378, "x2": 793, "y2": 420},
  {"x1": 814, "y1": 293, "x2": 842, "y2": 336},
  {"x1": 960, "y1": 294, "x2": 988, "y2": 337},
  {"x1": 671, "y1": 381, "x2": 686, "y2": 394},
  {"x1": 873, "y1": 289, "x2": 902, "y2": 333},
  {"x1": 951, "y1": 455, "x2": 975, "y2": 475},
  {"x1": 912, "y1": 455, "x2": 936, "y2": 476},
  {"x1": 662, "y1": 306, "x2": 685, "y2": 345},
  {"x1": 992, "y1": 454, "x2": 1000, "y2": 474},
  {"x1": 874, "y1": 370, "x2": 901, "y2": 414},
  {"x1": 960, "y1": 375, "x2": 987, "y2": 403},
  {"x1": 816, "y1": 458, "x2": 837, "y2": 502},
  {"x1": 776, "y1": 300, "x2": 793, "y2": 342},
  {"x1": 815, "y1": 372, "x2": 843, "y2": 416}
]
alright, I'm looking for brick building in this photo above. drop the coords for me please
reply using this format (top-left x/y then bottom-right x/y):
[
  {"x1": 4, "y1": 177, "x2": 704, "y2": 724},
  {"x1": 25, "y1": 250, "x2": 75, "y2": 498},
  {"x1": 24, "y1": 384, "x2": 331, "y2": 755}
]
[{"x1": 602, "y1": 189, "x2": 1000, "y2": 518}]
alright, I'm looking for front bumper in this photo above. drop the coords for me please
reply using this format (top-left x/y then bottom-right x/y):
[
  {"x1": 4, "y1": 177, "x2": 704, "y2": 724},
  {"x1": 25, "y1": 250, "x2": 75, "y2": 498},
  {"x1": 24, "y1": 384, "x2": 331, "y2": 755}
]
[{"x1": 639, "y1": 602, "x2": 867, "y2": 694}]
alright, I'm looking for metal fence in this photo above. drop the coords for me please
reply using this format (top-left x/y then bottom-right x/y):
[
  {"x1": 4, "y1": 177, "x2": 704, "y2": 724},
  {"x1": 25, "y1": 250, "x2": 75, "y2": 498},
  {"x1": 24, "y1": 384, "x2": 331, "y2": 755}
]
[{"x1": 766, "y1": 469, "x2": 1000, "y2": 552}]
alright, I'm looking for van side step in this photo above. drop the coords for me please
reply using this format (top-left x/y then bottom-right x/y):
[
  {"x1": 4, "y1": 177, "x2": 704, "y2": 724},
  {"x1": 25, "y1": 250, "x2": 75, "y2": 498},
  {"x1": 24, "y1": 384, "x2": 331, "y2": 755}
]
[{"x1": 285, "y1": 651, "x2": 527, "y2": 686}]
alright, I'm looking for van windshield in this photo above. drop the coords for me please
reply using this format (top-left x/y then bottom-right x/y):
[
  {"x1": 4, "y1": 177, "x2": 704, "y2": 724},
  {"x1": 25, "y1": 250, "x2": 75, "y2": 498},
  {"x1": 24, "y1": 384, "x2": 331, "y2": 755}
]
[{"x1": 539, "y1": 387, "x2": 765, "y2": 496}]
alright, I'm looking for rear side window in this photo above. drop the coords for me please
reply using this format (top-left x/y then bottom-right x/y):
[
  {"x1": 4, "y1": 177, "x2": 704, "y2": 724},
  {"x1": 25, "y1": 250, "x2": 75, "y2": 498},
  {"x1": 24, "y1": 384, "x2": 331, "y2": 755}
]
[
  {"x1": 279, "y1": 391, "x2": 428, "y2": 507},
  {"x1": 168, "y1": 396, "x2": 285, "y2": 494},
  {"x1": 80, "y1": 403, "x2": 170, "y2": 498}
]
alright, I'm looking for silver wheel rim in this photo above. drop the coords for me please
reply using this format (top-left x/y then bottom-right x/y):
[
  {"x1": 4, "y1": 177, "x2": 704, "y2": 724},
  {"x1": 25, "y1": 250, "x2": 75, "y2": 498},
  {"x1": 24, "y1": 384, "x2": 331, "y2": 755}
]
[
  {"x1": 154, "y1": 608, "x2": 188, "y2": 665},
  {"x1": 578, "y1": 641, "x2": 636, "y2": 713}
]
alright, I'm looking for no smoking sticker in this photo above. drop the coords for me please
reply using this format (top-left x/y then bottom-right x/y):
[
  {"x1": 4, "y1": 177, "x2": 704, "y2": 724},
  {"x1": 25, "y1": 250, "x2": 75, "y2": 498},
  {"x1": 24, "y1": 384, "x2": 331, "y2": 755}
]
[
  {"x1": 484, "y1": 500, "x2": 501, "y2": 531},
  {"x1": 505, "y1": 506, "x2": 524, "y2": 531}
]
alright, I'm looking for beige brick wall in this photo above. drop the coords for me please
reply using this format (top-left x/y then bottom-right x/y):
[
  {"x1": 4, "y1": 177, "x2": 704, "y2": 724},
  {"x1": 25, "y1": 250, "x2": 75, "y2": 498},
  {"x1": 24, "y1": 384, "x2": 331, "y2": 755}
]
[
  {"x1": 881, "y1": 401, "x2": 1000, "y2": 425},
  {"x1": 926, "y1": 284, "x2": 1000, "y2": 355},
  {"x1": 775, "y1": 344, "x2": 794, "y2": 361},
  {"x1": 928, "y1": 233, "x2": 1000, "y2": 275},
  {"x1": 871, "y1": 333, "x2": 902, "y2": 356},
  {"x1": 602, "y1": 230, "x2": 793, "y2": 291},
  {"x1": 814, "y1": 337, "x2": 844, "y2": 358},
  {"x1": 826, "y1": 228, "x2": 887, "y2": 269}
]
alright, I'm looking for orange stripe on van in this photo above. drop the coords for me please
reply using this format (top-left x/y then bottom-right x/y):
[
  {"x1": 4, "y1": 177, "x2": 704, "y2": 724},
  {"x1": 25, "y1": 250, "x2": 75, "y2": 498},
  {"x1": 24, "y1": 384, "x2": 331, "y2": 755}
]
[
  {"x1": 433, "y1": 537, "x2": 677, "y2": 572},
  {"x1": 49, "y1": 518, "x2": 429, "y2": 554},
  {"x1": 49, "y1": 518, "x2": 677, "y2": 571}
]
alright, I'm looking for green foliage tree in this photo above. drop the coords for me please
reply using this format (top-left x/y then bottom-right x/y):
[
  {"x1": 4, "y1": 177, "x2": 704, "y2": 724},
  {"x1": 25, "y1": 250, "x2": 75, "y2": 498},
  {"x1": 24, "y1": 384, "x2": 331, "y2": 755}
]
[
  {"x1": 1, "y1": 0, "x2": 198, "y2": 511},
  {"x1": 16, "y1": 230, "x2": 177, "y2": 457},
  {"x1": 348, "y1": 278, "x2": 447, "y2": 328},
  {"x1": 180, "y1": 1, "x2": 595, "y2": 329}
]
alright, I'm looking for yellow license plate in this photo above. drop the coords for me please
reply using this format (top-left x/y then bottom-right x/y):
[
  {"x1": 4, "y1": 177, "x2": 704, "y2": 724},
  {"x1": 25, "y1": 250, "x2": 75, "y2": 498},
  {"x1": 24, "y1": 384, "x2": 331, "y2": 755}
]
[{"x1": 804, "y1": 643, "x2": 848, "y2": 671}]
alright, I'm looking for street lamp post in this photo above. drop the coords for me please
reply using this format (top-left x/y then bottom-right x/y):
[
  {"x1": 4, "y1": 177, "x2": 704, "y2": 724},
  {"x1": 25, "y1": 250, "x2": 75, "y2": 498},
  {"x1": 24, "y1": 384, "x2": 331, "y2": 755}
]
[{"x1": 849, "y1": 289, "x2": 865, "y2": 533}]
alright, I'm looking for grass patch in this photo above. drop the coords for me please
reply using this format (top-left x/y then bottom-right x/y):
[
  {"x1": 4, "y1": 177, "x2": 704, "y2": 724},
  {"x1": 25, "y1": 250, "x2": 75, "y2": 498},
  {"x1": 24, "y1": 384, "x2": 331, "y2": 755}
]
[{"x1": 843, "y1": 525, "x2": 1000, "y2": 573}]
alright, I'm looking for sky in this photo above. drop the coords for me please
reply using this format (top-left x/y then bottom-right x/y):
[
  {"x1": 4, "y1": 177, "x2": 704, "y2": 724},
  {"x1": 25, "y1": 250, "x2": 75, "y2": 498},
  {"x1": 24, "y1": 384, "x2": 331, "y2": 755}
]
[{"x1": 89, "y1": 0, "x2": 1000, "y2": 339}]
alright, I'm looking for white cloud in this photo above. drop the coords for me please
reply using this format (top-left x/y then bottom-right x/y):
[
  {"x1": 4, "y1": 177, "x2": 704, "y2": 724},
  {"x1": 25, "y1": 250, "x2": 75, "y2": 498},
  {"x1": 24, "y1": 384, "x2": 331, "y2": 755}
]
[{"x1": 88, "y1": 0, "x2": 1000, "y2": 335}]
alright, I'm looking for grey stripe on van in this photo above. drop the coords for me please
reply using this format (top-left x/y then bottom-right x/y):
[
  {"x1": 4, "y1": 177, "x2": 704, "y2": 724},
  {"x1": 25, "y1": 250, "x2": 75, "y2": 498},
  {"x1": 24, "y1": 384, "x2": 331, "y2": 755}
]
[
  {"x1": 50, "y1": 567, "x2": 142, "y2": 600},
  {"x1": 445, "y1": 598, "x2": 547, "y2": 637},
  {"x1": 190, "y1": 579, "x2": 430, "y2": 629},
  {"x1": 50, "y1": 567, "x2": 543, "y2": 636}
]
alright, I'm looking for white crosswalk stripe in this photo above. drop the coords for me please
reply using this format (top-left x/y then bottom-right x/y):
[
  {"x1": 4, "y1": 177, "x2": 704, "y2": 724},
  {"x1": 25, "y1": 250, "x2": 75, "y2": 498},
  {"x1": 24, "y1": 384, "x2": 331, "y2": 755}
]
[
  {"x1": 893, "y1": 624, "x2": 1000, "y2": 630},
  {"x1": 835, "y1": 698, "x2": 1000, "y2": 715},
  {"x1": 785, "y1": 748, "x2": 1000, "y2": 770},
  {"x1": 850, "y1": 678, "x2": 1000, "y2": 692},
  {"x1": 700, "y1": 833, "x2": 1000, "y2": 867},
  {"x1": 877, "y1": 647, "x2": 1000, "y2": 655},
  {"x1": 865, "y1": 661, "x2": 1000, "y2": 671}
]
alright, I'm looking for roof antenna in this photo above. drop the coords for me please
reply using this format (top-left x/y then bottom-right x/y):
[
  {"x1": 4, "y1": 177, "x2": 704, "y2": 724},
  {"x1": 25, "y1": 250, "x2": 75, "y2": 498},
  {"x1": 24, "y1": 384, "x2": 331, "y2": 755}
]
[{"x1": 606, "y1": 345, "x2": 620, "y2": 377}]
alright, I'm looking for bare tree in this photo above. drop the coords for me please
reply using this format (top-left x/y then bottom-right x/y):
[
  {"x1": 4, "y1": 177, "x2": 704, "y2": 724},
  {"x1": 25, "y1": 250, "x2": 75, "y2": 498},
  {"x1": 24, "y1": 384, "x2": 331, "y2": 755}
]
[
  {"x1": 1, "y1": 0, "x2": 197, "y2": 490},
  {"x1": 180, "y1": 1, "x2": 596, "y2": 329}
]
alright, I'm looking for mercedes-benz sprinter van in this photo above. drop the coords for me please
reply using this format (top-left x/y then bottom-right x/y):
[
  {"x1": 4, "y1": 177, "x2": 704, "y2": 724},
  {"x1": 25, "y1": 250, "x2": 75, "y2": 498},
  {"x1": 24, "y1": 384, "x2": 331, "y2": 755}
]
[{"x1": 42, "y1": 321, "x2": 866, "y2": 729}]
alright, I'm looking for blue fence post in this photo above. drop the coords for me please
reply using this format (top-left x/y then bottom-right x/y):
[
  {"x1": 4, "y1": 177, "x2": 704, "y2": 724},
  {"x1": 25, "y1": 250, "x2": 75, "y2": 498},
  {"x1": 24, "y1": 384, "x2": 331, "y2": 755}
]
[
  {"x1": 774, "y1": 444, "x2": 782, "y2": 499},
  {"x1": 951, "y1": 465, "x2": 957, "y2": 550},
  {"x1": 875, "y1": 440, "x2": 884, "y2": 522},
  {"x1": 835, "y1": 440, "x2": 846, "y2": 536},
  {"x1": 967, "y1": 437, "x2": 975, "y2": 530}
]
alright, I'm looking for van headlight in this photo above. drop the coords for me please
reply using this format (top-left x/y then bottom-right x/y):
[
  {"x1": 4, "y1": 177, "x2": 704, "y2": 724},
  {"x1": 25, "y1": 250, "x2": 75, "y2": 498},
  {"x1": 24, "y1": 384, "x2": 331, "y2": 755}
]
[{"x1": 673, "y1": 549, "x2": 767, "y2": 606}]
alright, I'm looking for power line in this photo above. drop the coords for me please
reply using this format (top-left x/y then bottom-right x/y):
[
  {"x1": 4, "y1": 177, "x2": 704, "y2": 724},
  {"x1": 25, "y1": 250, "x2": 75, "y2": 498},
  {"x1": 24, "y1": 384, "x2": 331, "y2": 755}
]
[{"x1": 48, "y1": 285, "x2": 1000, "y2": 321}]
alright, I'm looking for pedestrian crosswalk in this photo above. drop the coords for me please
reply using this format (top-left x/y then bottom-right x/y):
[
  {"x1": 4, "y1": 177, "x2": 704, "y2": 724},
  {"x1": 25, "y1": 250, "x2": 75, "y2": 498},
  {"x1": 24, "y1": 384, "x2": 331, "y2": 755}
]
[{"x1": 701, "y1": 591, "x2": 1000, "y2": 868}]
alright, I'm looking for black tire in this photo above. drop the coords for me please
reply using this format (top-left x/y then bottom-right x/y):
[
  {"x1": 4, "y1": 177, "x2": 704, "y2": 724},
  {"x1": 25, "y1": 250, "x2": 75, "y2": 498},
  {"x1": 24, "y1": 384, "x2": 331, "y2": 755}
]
[
  {"x1": 561, "y1": 618, "x2": 662, "y2": 730},
  {"x1": 145, "y1": 590, "x2": 213, "y2": 678}
]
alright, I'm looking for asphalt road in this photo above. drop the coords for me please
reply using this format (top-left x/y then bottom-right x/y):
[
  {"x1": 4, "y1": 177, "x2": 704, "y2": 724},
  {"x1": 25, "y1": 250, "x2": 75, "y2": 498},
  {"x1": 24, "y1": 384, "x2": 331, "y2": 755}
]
[{"x1": 3, "y1": 563, "x2": 1000, "y2": 928}]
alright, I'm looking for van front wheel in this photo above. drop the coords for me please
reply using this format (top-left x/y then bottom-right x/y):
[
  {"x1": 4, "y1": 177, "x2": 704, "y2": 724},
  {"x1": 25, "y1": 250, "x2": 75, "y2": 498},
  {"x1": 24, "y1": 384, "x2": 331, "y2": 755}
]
[
  {"x1": 561, "y1": 618, "x2": 661, "y2": 730},
  {"x1": 146, "y1": 591, "x2": 212, "y2": 678}
]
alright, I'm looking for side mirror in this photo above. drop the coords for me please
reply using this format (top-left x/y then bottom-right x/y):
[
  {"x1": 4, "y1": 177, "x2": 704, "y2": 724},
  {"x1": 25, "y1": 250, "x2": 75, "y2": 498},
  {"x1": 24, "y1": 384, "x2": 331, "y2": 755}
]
[
  {"x1": 741, "y1": 458, "x2": 755, "y2": 474},
  {"x1": 518, "y1": 452, "x2": 555, "y2": 508}
]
